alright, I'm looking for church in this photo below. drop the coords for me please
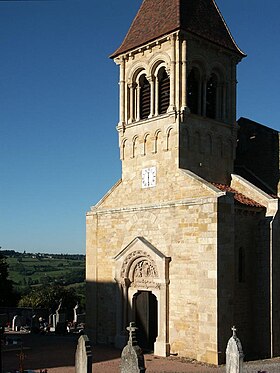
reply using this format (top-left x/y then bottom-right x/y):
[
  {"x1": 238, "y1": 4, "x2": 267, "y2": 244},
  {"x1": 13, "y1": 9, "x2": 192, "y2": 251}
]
[{"x1": 86, "y1": 0, "x2": 280, "y2": 364}]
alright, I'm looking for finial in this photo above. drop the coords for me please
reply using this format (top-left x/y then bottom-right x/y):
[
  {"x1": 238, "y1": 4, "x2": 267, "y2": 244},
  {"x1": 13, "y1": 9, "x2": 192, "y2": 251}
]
[
  {"x1": 232, "y1": 325, "x2": 237, "y2": 337},
  {"x1": 126, "y1": 322, "x2": 138, "y2": 346}
]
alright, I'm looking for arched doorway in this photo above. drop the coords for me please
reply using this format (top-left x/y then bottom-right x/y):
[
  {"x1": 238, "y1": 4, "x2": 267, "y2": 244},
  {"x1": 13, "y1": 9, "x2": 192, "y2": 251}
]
[
  {"x1": 114, "y1": 237, "x2": 171, "y2": 356},
  {"x1": 133, "y1": 291, "x2": 158, "y2": 351}
]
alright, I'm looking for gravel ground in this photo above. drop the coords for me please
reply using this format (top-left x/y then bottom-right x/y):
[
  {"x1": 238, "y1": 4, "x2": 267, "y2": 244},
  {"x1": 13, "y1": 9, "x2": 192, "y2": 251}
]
[{"x1": 2, "y1": 332, "x2": 280, "y2": 372}]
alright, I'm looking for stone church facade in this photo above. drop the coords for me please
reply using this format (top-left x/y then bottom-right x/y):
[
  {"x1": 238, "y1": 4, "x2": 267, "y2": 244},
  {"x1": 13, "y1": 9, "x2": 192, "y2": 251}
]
[{"x1": 86, "y1": 0, "x2": 280, "y2": 364}]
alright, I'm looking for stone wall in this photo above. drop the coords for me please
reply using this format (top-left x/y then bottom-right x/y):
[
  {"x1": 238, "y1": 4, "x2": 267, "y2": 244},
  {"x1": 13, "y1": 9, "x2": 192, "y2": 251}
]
[
  {"x1": 235, "y1": 117, "x2": 280, "y2": 195},
  {"x1": 86, "y1": 169, "x2": 224, "y2": 363}
]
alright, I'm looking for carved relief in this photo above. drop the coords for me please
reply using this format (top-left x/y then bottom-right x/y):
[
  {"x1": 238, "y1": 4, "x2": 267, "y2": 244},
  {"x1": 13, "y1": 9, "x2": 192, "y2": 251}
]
[{"x1": 120, "y1": 250, "x2": 159, "y2": 289}]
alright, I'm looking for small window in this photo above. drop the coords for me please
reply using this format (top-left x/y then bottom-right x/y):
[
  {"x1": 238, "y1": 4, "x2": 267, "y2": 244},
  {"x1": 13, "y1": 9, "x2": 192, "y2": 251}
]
[
  {"x1": 140, "y1": 75, "x2": 151, "y2": 119},
  {"x1": 158, "y1": 68, "x2": 170, "y2": 114}
]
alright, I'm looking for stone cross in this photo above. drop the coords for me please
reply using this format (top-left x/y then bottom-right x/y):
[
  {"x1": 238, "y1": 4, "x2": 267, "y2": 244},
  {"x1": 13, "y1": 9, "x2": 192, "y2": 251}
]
[
  {"x1": 75, "y1": 334, "x2": 92, "y2": 373},
  {"x1": 226, "y1": 326, "x2": 244, "y2": 373},
  {"x1": 127, "y1": 322, "x2": 138, "y2": 346},
  {"x1": 121, "y1": 322, "x2": 146, "y2": 373}
]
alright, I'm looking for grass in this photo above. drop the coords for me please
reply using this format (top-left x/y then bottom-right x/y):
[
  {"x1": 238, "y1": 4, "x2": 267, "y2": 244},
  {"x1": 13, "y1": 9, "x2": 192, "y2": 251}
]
[{"x1": 6, "y1": 255, "x2": 85, "y2": 292}]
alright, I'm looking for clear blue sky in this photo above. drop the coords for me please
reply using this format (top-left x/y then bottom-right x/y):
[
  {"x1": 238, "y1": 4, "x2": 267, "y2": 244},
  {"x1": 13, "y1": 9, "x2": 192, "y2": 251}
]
[{"x1": 1, "y1": 0, "x2": 279, "y2": 254}]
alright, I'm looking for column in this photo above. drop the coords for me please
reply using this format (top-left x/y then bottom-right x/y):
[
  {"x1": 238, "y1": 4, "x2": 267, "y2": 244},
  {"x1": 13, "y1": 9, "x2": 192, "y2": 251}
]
[
  {"x1": 168, "y1": 34, "x2": 176, "y2": 112},
  {"x1": 222, "y1": 83, "x2": 227, "y2": 121},
  {"x1": 155, "y1": 75, "x2": 159, "y2": 116},
  {"x1": 148, "y1": 76, "x2": 155, "y2": 118},
  {"x1": 175, "y1": 33, "x2": 181, "y2": 111},
  {"x1": 128, "y1": 83, "x2": 135, "y2": 123},
  {"x1": 181, "y1": 38, "x2": 187, "y2": 111},
  {"x1": 202, "y1": 77, "x2": 207, "y2": 117},
  {"x1": 136, "y1": 85, "x2": 141, "y2": 121},
  {"x1": 230, "y1": 61, "x2": 237, "y2": 125},
  {"x1": 119, "y1": 57, "x2": 126, "y2": 126}
]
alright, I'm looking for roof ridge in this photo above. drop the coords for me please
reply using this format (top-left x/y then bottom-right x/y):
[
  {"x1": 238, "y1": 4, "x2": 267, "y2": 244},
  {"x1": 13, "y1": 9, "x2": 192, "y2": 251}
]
[{"x1": 211, "y1": 0, "x2": 246, "y2": 57}]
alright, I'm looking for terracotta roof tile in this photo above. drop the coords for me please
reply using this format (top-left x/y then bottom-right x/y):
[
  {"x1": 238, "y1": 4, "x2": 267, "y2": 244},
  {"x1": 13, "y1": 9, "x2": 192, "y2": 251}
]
[
  {"x1": 212, "y1": 183, "x2": 265, "y2": 208},
  {"x1": 111, "y1": 0, "x2": 245, "y2": 58}
]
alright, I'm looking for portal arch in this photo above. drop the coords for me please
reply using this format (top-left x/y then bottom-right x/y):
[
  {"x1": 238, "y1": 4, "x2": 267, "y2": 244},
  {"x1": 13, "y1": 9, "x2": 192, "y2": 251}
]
[{"x1": 114, "y1": 237, "x2": 170, "y2": 356}]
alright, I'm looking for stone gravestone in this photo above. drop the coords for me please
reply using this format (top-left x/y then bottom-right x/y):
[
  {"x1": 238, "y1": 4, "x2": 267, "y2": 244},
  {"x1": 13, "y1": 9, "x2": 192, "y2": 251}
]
[
  {"x1": 121, "y1": 322, "x2": 146, "y2": 373},
  {"x1": 12, "y1": 315, "x2": 21, "y2": 331},
  {"x1": 75, "y1": 334, "x2": 92, "y2": 373},
  {"x1": 226, "y1": 326, "x2": 244, "y2": 373},
  {"x1": 55, "y1": 299, "x2": 67, "y2": 334},
  {"x1": 73, "y1": 302, "x2": 80, "y2": 324},
  {"x1": 31, "y1": 314, "x2": 40, "y2": 333}
]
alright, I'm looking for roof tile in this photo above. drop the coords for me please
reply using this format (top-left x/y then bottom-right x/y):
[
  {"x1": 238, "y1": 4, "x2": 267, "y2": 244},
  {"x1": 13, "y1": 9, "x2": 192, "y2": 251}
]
[
  {"x1": 111, "y1": 0, "x2": 245, "y2": 58},
  {"x1": 212, "y1": 183, "x2": 265, "y2": 208}
]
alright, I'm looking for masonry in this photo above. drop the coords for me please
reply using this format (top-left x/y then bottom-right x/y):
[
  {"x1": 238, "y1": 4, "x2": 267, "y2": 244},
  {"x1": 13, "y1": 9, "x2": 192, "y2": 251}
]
[{"x1": 86, "y1": 0, "x2": 280, "y2": 365}]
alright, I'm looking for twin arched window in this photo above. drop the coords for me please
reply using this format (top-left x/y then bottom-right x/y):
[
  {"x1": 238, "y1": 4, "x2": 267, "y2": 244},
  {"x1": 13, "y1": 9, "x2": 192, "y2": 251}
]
[
  {"x1": 129, "y1": 66, "x2": 170, "y2": 122},
  {"x1": 187, "y1": 67, "x2": 226, "y2": 121}
]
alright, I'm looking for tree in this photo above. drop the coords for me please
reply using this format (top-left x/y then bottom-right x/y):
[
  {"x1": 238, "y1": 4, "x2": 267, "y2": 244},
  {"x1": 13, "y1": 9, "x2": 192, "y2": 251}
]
[
  {"x1": 0, "y1": 251, "x2": 18, "y2": 306},
  {"x1": 18, "y1": 285, "x2": 80, "y2": 320}
]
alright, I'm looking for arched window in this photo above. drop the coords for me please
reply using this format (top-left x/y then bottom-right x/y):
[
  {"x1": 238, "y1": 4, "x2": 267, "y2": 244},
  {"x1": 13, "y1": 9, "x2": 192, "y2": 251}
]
[
  {"x1": 158, "y1": 68, "x2": 170, "y2": 114},
  {"x1": 139, "y1": 75, "x2": 151, "y2": 119},
  {"x1": 206, "y1": 73, "x2": 218, "y2": 119},
  {"x1": 187, "y1": 68, "x2": 200, "y2": 114}
]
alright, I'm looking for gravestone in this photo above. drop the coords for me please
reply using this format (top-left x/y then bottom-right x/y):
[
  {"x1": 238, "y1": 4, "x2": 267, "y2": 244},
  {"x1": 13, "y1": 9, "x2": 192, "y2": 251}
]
[
  {"x1": 12, "y1": 315, "x2": 21, "y2": 331},
  {"x1": 52, "y1": 313, "x2": 57, "y2": 327},
  {"x1": 31, "y1": 314, "x2": 40, "y2": 333},
  {"x1": 226, "y1": 326, "x2": 244, "y2": 373},
  {"x1": 121, "y1": 322, "x2": 146, "y2": 373},
  {"x1": 75, "y1": 334, "x2": 92, "y2": 373},
  {"x1": 73, "y1": 303, "x2": 80, "y2": 324},
  {"x1": 55, "y1": 299, "x2": 67, "y2": 334}
]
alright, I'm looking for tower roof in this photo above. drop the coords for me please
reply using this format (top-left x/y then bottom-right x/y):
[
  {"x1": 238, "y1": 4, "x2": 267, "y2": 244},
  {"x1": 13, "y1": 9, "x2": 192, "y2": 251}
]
[{"x1": 111, "y1": 0, "x2": 245, "y2": 58}]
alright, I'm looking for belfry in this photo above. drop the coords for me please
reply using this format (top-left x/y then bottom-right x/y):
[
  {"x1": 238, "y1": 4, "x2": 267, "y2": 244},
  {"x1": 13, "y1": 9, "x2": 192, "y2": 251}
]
[{"x1": 86, "y1": 0, "x2": 280, "y2": 364}]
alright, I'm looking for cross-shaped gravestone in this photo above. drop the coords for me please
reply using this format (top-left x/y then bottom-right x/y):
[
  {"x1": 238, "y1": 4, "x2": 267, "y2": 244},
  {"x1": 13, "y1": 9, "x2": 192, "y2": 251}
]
[
  {"x1": 127, "y1": 322, "x2": 138, "y2": 346},
  {"x1": 226, "y1": 326, "x2": 244, "y2": 373},
  {"x1": 121, "y1": 322, "x2": 146, "y2": 373}
]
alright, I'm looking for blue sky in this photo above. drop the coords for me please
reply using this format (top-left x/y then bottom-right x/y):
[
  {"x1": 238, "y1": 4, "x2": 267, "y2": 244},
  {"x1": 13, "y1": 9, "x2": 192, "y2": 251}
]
[{"x1": 0, "y1": 0, "x2": 279, "y2": 254}]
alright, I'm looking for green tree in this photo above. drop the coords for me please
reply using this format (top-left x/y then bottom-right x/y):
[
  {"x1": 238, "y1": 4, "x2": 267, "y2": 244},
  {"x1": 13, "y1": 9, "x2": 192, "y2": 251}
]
[
  {"x1": 18, "y1": 285, "x2": 80, "y2": 320},
  {"x1": 0, "y1": 251, "x2": 18, "y2": 306}
]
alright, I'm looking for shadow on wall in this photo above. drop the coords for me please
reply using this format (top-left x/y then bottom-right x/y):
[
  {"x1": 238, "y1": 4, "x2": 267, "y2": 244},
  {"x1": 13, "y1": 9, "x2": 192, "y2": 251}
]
[
  {"x1": 235, "y1": 117, "x2": 280, "y2": 195},
  {"x1": 86, "y1": 280, "x2": 158, "y2": 354},
  {"x1": 217, "y1": 194, "x2": 271, "y2": 364}
]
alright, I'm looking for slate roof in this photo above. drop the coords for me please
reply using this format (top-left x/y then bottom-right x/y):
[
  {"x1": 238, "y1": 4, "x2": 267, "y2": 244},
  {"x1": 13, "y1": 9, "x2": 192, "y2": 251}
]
[
  {"x1": 111, "y1": 0, "x2": 245, "y2": 58},
  {"x1": 212, "y1": 183, "x2": 265, "y2": 208}
]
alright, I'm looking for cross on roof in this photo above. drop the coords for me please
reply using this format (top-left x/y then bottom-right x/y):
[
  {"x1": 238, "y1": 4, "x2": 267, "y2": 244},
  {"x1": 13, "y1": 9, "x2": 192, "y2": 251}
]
[{"x1": 232, "y1": 325, "x2": 237, "y2": 337}]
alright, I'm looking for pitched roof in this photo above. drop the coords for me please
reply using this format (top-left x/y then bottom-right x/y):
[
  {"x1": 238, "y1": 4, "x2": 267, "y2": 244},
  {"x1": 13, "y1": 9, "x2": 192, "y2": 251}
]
[
  {"x1": 111, "y1": 0, "x2": 245, "y2": 58},
  {"x1": 212, "y1": 183, "x2": 265, "y2": 208}
]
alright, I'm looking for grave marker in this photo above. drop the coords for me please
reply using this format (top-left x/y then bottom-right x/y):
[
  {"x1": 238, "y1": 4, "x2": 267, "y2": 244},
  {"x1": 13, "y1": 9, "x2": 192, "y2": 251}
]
[
  {"x1": 121, "y1": 322, "x2": 146, "y2": 373},
  {"x1": 75, "y1": 334, "x2": 92, "y2": 373},
  {"x1": 226, "y1": 326, "x2": 244, "y2": 373}
]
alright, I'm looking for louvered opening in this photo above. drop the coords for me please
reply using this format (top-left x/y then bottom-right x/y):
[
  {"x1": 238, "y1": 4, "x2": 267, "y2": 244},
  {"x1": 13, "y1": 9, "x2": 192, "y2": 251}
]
[
  {"x1": 140, "y1": 76, "x2": 151, "y2": 119},
  {"x1": 206, "y1": 73, "x2": 218, "y2": 119},
  {"x1": 158, "y1": 70, "x2": 170, "y2": 114},
  {"x1": 187, "y1": 68, "x2": 200, "y2": 114}
]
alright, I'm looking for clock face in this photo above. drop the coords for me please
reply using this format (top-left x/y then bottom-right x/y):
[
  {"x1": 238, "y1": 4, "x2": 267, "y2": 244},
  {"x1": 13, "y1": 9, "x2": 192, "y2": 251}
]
[{"x1": 142, "y1": 167, "x2": 156, "y2": 188}]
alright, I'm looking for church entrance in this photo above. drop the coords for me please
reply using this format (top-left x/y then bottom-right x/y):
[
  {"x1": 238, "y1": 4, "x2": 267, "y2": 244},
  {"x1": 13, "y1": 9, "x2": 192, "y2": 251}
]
[{"x1": 133, "y1": 291, "x2": 158, "y2": 351}]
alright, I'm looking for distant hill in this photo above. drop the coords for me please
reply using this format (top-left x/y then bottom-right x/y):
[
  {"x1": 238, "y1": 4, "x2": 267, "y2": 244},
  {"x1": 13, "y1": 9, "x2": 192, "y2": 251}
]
[{"x1": 2, "y1": 250, "x2": 85, "y2": 295}]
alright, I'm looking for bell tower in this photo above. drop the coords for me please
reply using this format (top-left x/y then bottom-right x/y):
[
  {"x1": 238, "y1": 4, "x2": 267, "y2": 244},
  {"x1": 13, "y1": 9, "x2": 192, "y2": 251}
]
[{"x1": 111, "y1": 0, "x2": 245, "y2": 186}]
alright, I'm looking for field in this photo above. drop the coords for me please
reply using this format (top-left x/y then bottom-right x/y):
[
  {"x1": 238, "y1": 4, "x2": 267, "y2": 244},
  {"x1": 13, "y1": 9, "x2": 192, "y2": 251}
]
[{"x1": 4, "y1": 251, "x2": 85, "y2": 295}]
